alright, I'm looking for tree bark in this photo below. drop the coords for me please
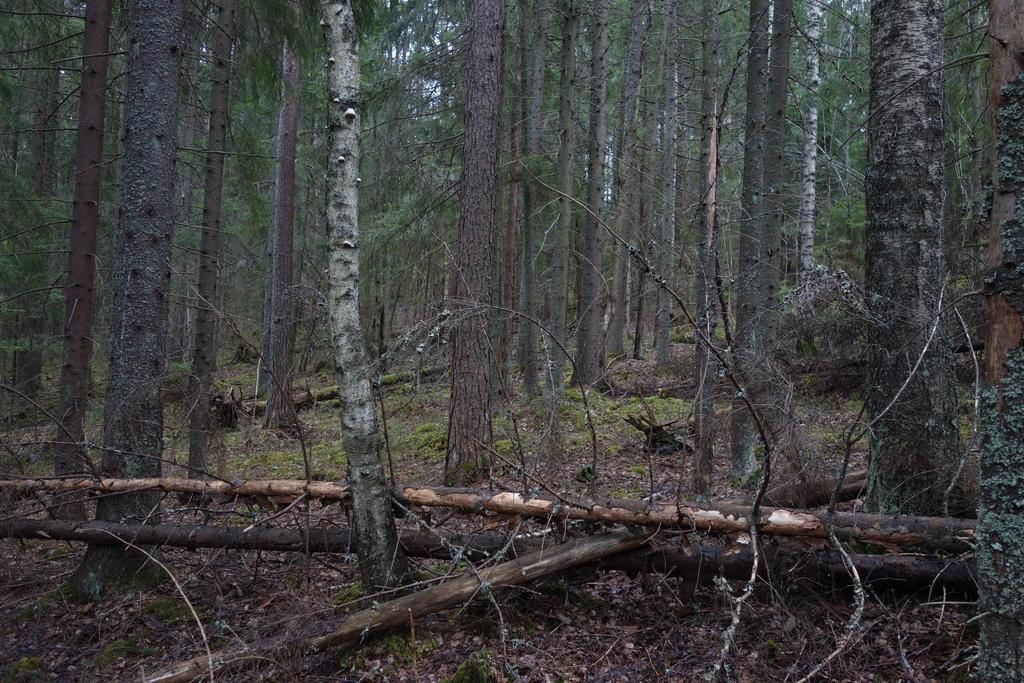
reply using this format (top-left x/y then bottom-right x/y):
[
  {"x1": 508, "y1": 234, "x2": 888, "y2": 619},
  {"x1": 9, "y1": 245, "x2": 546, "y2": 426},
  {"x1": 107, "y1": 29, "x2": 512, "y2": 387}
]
[
  {"x1": 572, "y1": 0, "x2": 610, "y2": 385},
  {"x1": 264, "y1": 1, "x2": 302, "y2": 429},
  {"x1": 446, "y1": 0, "x2": 505, "y2": 484},
  {"x1": 187, "y1": 0, "x2": 235, "y2": 478},
  {"x1": 516, "y1": 0, "x2": 550, "y2": 399},
  {"x1": 654, "y1": 0, "x2": 678, "y2": 369},
  {"x1": 864, "y1": 0, "x2": 960, "y2": 516},
  {"x1": 322, "y1": 0, "x2": 409, "y2": 591},
  {"x1": 544, "y1": 0, "x2": 577, "y2": 416},
  {"x1": 54, "y1": 0, "x2": 115, "y2": 519},
  {"x1": 693, "y1": 0, "x2": 720, "y2": 495},
  {"x1": 605, "y1": 0, "x2": 650, "y2": 361},
  {"x1": 68, "y1": 0, "x2": 184, "y2": 600},
  {"x1": 797, "y1": 0, "x2": 821, "y2": 285},
  {"x1": 730, "y1": 0, "x2": 770, "y2": 480},
  {"x1": 977, "y1": 2, "x2": 1024, "y2": 678}
]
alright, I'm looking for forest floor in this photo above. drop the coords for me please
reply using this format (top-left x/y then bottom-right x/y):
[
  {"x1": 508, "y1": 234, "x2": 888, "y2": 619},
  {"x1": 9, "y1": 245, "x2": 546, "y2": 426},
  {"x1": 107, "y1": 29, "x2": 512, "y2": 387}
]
[{"x1": 0, "y1": 340, "x2": 978, "y2": 681}]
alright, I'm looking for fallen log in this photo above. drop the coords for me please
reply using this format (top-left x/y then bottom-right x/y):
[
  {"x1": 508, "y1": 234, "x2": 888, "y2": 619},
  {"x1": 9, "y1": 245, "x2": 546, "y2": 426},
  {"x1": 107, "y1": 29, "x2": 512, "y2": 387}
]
[
  {"x1": 1, "y1": 518, "x2": 976, "y2": 594},
  {"x1": 0, "y1": 478, "x2": 976, "y2": 552},
  {"x1": 146, "y1": 531, "x2": 646, "y2": 683}
]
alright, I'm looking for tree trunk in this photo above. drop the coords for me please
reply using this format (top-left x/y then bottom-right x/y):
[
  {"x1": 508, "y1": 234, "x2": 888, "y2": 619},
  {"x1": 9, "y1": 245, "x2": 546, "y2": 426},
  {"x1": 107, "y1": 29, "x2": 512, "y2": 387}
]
[
  {"x1": 69, "y1": 0, "x2": 184, "y2": 600},
  {"x1": 54, "y1": 0, "x2": 115, "y2": 520},
  {"x1": 445, "y1": 0, "x2": 505, "y2": 485},
  {"x1": 730, "y1": 0, "x2": 770, "y2": 480},
  {"x1": 544, "y1": 0, "x2": 577, "y2": 419},
  {"x1": 692, "y1": 0, "x2": 720, "y2": 495},
  {"x1": 654, "y1": 0, "x2": 678, "y2": 369},
  {"x1": 571, "y1": 0, "x2": 610, "y2": 385},
  {"x1": 976, "y1": 2, "x2": 1024, "y2": 678},
  {"x1": 264, "y1": 2, "x2": 302, "y2": 428},
  {"x1": 605, "y1": 0, "x2": 650, "y2": 360},
  {"x1": 797, "y1": 0, "x2": 821, "y2": 285},
  {"x1": 322, "y1": 0, "x2": 409, "y2": 591},
  {"x1": 187, "y1": 0, "x2": 235, "y2": 478},
  {"x1": 516, "y1": 0, "x2": 549, "y2": 399},
  {"x1": 864, "y1": 0, "x2": 960, "y2": 516}
]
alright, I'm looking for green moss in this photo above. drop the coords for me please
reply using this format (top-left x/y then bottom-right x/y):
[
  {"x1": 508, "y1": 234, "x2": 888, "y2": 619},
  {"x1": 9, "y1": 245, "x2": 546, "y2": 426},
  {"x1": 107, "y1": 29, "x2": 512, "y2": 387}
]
[
  {"x1": 3, "y1": 656, "x2": 43, "y2": 682},
  {"x1": 629, "y1": 466, "x2": 647, "y2": 476},
  {"x1": 400, "y1": 422, "x2": 447, "y2": 462},
  {"x1": 86, "y1": 638, "x2": 159, "y2": 669},
  {"x1": 575, "y1": 465, "x2": 595, "y2": 483},
  {"x1": 312, "y1": 441, "x2": 347, "y2": 466},
  {"x1": 337, "y1": 632, "x2": 436, "y2": 669},
  {"x1": 332, "y1": 582, "x2": 364, "y2": 613},
  {"x1": 144, "y1": 596, "x2": 194, "y2": 624},
  {"x1": 445, "y1": 650, "x2": 496, "y2": 683},
  {"x1": 492, "y1": 439, "x2": 514, "y2": 456}
]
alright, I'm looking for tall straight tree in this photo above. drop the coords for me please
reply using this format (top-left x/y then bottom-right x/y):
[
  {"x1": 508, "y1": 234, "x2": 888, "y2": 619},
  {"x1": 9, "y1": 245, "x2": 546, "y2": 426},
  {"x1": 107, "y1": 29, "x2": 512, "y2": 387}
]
[
  {"x1": 187, "y1": 0, "x2": 235, "y2": 478},
  {"x1": 322, "y1": 0, "x2": 409, "y2": 590},
  {"x1": 53, "y1": 0, "x2": 114, "y2": 518},
  {"x1": 264, "y1": 0, "x2": 302, "y2": 429},
  {"x1": 545, "y1": 0, "x2": 577, "y2": 407},
  {"x1": 693, "y1": 0, "x2": 719, "y2": 495},
  {"x1": 445, "y1": 0, "x2": 505, "y2": 485},
  {"x1": 572, "y1": 0, "x2": 609, "y2": 386},
  {"x1": 730, "y1": 0, "x2": 770, "y2": 479},
  {"x1": 977, "y1": 1, "x2": 1024, "y2": 677},
  {"x1": 797, "y1": 0, "x2": 821, "y2": 285},
  {"x1": 864, "y1": 0, "x2": 959, "y2": 515},
  {"x1": 654, "y1": 0, "x2": 678, "y2": 369},
  {"x1": 605, "y1": 0, "x2": 650, "y2": 360},
  {"x1": 517, "y1": 0, "x2": 549, "y2": 398},
  {"x1": 70, "y1": 0, "x2": 184, "y2": 599}
]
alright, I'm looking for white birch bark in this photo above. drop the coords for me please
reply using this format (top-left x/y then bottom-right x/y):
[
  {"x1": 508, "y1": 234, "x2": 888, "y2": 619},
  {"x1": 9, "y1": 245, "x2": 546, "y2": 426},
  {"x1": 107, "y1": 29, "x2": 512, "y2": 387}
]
[{"x1": 798, "y1": 0, "x2": 821, "y2": 285}]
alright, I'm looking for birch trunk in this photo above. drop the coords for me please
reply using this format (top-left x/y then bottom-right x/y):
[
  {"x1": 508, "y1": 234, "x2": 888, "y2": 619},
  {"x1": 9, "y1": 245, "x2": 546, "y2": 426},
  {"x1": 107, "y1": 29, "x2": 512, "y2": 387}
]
[
  {"x1": 797, "y1": 0, "x2": 821, "y2": 284},
  {"x1": 864, "y1": 0, "x2": 960, "y2": 516},
  {"x1": 977, "y1": 1, "x2": 1024, "y2": 677},
  {"x1": 322, "y1": 0, "x2": 408, "y2": 590}
]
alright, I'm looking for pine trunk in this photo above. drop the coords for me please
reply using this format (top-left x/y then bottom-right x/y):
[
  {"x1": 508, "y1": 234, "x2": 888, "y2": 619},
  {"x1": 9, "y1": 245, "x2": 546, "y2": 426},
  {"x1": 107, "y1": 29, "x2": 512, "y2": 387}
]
[
  {"x1": 264, "y1": 3, "x2": 301, "y2": 428},
  {"x1": 69, "y1": 0, "x2": 184, "y2": 600},
  {"x1": 864, "y1": 0, "x2": 960, "y2": 516},
  {"x1": 322, "y1": 0, "x2": 409, "y2": 590},
  {"x1": 187, "y1": 0, "x2": 235, "y2": 477},
  {"x1": 446, "y1": 0, "x2": 505, "y2": 484},
  {"x1": 976, "y1": 2, "x2": 1024, "y2": 678},
  {"x1": 692, "y1": 0, "x2": 719, "y2": 495},
  {"x1": 544, "y1": 0, "x2": 577, "y2": 418},
  {"x1": 730, "y1": 0, "x2": 769, "y2": 480},
  {"x1": 572, "y1": 0, "x2": 609, "y2": 385},
  {"x1": 605, "y1": 0, "x2": 650, "y2": 360},
  {"x1": 516, "y1": 0, "x2": 549, "y2": 398},
  {"x1": 654, "y1": 0, "x2": 678, "y2": 369}
]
